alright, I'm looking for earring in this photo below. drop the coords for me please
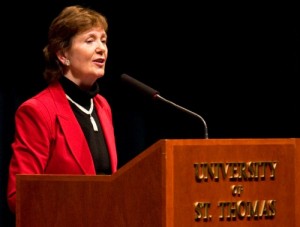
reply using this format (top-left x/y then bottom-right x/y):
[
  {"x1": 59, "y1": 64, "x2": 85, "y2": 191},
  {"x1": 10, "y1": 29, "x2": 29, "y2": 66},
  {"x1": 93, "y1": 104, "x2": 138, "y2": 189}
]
[{"x1": 65, "y1": 59, "x2": 70, "y2": 66}]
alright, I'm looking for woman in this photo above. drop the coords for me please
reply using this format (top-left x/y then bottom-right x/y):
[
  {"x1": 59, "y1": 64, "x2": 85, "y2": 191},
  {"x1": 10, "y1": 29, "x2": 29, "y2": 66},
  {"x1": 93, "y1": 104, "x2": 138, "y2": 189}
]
[{"x1": 7, "y1": 5, "x2": 118, "y2": 213}]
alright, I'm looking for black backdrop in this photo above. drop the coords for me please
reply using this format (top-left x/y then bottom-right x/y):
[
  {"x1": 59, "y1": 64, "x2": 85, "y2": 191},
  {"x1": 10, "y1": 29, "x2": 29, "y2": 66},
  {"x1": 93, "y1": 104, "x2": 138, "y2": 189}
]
[{"x1": 1, "y1": 1, "x2": 299, "y2": 226}]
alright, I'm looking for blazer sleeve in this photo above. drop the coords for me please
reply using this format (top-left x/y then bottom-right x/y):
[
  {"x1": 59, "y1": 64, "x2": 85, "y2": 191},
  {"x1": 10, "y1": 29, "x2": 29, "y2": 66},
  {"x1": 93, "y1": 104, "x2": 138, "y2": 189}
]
[{"x1": 7, "y1": 97, "x2": 54, "y2": 213}]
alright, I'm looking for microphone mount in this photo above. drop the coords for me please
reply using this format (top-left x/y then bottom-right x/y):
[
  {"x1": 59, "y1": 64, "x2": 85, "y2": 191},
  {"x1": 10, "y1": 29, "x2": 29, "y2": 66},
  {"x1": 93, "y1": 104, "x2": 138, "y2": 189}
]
[{"x1": 154, "y1": 94, "x2": 208, "y2": 139}]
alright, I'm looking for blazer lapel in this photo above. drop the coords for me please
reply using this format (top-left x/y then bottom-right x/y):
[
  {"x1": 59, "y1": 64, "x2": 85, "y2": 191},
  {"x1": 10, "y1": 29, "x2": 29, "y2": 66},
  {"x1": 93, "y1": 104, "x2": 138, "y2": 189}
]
[
  {"x1": 94, "y1": 99, "x2": 117, "y2": 173},
  {"x1": 49, "y1": 83, "x2": 95, "y2": 174}
]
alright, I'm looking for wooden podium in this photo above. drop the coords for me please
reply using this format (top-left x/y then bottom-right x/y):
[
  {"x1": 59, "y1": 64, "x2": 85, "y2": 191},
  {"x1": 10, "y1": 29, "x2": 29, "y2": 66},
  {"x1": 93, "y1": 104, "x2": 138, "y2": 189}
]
[{"x1": 16, "y1": 138, "x2": 300, "y2": 227}]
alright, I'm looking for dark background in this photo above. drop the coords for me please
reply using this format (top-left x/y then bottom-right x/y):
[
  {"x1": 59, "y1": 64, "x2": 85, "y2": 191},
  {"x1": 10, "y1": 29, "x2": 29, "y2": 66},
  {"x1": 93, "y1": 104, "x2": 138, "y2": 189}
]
[{"x1": 1, "y1": 1, "x2": 299, "y2": 226}]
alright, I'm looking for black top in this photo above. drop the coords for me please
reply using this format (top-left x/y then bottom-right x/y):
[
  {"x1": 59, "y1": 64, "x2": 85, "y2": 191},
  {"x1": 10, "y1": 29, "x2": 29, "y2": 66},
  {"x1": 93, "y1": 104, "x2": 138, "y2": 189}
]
[{"x1": 59, "y1": 76, "x2": 111, "y2": 175}]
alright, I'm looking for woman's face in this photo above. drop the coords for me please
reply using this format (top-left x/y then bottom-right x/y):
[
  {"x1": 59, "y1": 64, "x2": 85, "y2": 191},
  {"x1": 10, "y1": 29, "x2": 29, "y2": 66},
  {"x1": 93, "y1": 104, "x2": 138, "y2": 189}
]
[{"x1": 64, "y1": 27, "x2": 108, "y2": 88}]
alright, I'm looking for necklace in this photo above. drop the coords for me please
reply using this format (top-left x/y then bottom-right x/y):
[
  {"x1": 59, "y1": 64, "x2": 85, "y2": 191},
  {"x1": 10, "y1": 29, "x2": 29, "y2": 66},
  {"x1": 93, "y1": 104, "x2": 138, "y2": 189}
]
[{"x1": 66, "y1": 94, "x2": 98, "y2": 131}]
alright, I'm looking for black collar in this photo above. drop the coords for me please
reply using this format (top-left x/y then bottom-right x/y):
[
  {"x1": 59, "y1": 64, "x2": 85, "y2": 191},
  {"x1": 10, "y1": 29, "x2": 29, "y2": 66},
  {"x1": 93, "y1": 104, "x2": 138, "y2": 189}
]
[{"x1": 59, "y1": 76, "x2": 99, "y2": 109}]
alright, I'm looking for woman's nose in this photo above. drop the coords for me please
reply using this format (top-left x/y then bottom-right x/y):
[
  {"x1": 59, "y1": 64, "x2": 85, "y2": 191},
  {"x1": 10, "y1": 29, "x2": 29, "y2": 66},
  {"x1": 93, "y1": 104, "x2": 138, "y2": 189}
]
[{"x1": 96, "y1": 41, "x2": 106, "y2": 52}]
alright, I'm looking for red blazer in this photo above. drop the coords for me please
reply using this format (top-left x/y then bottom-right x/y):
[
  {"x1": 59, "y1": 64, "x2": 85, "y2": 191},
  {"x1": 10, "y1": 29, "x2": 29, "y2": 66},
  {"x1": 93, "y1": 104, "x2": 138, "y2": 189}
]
[{"x1": 7, "y1": 82, "x2": 118, "y2": 213}]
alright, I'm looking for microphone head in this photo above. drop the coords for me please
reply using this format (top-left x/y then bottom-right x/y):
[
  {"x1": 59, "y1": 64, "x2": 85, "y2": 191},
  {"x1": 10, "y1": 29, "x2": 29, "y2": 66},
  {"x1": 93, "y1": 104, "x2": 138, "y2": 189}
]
[{"x1": 120, "y1": 74, "x2": 159, "y2": 99}]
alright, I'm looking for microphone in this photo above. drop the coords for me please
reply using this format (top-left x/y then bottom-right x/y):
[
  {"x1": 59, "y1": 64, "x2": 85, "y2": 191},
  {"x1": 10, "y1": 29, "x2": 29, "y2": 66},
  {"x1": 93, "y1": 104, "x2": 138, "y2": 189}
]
[
  {"x1": 120, "y1": 74, "x2": 209, "y2": 139},
  {"x1": 120, "y1": 73, "x2": 159, "y2": 98}
]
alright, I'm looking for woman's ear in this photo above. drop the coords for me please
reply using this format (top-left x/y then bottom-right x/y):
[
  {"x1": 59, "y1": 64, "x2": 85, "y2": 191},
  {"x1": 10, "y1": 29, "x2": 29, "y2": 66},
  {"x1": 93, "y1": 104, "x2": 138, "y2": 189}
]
[{"x1": 56, "y1": 51, "x2": 70, "y2": 66}]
